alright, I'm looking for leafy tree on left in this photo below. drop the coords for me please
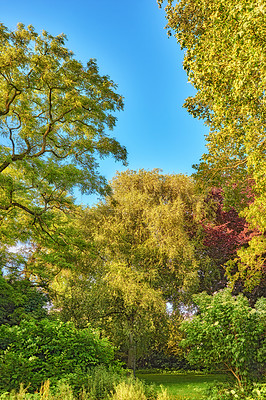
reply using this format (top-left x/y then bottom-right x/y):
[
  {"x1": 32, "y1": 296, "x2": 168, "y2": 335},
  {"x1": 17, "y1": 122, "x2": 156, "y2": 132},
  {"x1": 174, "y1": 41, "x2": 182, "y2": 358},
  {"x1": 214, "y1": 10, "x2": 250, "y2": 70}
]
[
  {"x1": 0, "y1": 273, "x2": 48, "y2": 325},
  {"x1": 0, "y1": 23, "x2": 127, "y2": 274}
]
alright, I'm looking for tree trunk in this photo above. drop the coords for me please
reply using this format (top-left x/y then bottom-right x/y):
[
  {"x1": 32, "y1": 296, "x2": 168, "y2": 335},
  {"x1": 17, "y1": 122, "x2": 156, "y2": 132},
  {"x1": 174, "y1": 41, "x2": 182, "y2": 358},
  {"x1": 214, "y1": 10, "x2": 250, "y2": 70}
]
[{"x1": 127, "y1": 332, "x2": 136, "y2": 376}]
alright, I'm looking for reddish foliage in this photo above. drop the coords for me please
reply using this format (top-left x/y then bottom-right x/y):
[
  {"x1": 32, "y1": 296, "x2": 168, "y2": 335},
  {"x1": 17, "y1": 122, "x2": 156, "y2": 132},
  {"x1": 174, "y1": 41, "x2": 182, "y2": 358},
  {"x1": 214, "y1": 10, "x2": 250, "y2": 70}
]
[
  {"x1": 202, "y1": 188, "x2": 259, "y2": 266},
  {"x1": 198, "y1": 187, "x2": 265, "y2": 303}
]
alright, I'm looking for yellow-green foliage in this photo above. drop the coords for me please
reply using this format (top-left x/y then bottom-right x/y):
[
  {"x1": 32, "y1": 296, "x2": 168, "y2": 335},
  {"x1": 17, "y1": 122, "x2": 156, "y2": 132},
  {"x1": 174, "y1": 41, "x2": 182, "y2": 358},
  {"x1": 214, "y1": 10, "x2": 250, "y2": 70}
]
[
  {"x1": 0, "y1": 381, "x2": 76, "y2": 400},
  {"x1": 158, "y1": 0, "x2": 266, "y2": 291},
  {"x1": 0, "y1": 380, "x2": 173, "y2": 400},
  {"x1": 0, "y1": 22, "x2": 127, "y2": 278},
  {"x1": 109, "y1": 381, "x2": 147, "y2": 400}
]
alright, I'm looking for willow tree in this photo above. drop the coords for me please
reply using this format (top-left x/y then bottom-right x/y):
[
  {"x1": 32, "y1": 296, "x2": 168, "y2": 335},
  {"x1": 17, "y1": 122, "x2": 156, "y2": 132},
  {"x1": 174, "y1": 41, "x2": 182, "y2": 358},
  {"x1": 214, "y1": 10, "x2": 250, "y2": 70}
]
[
  {"x1": 0, "y1": 23, "x2": 126, "y2": 273},
  {"x1": 158, "y1": 0, "x2": 266, "y2": 290},
  {"x1": 53, "y1": 169, "x2": 208, "y2": 371},
  {"x1": 87, "y1": 169, "x2": 206, "y2": 304}
]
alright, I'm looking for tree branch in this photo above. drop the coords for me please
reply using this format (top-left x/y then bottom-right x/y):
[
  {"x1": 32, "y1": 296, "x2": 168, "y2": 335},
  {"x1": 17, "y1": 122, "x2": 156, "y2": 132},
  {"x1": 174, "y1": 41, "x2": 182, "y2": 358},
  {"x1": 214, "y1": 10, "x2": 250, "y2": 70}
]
[
  {"x1": 0, "y1": 88, "x2": 21, "y2": 116},
  {"x1": 224, "y1": 362, "x2": 242, "y2": 387}
]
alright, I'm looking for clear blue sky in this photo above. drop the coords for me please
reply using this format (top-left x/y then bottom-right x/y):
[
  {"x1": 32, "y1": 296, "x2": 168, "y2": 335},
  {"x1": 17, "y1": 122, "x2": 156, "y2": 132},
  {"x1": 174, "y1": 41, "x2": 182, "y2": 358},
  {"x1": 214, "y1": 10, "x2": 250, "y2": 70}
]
[{"x1": 2, "y1": 0, "x2": 208, "y2": 204}]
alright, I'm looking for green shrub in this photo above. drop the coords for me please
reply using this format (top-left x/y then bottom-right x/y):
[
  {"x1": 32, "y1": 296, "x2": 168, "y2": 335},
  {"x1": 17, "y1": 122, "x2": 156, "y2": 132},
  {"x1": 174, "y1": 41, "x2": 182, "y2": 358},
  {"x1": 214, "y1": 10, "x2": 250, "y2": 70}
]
[
  {"x1": 0, "y1": 276, "x2": 48, "y2": 327},
  {"x1": 81, "y1": 364, "x2": 126, "y2": 399},
  {"x1": 0, "y1": 319, "x2": 114, "y2": 392},
  {"x1": 204, "y1": 383, "x2": 266, "y2": 400},
  {"x1": 180, "y1": 290, "x2": 265, "y2": 385},
  {"x1": 83, "y1": 365, "x2": 157, "y2": 400}
]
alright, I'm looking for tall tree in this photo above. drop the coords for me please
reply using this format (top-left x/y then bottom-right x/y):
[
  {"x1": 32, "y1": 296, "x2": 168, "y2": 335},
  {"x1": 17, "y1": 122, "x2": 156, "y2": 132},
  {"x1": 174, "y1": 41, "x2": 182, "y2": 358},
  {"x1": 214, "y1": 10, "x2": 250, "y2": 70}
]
[
  {"x1": 158, "y1": 0, "x2": 266, "y2": 290},
  {"x1": 52, "y1": 169, "x2": 207, "y2": 372},
  {"x1": 85, "y1": 169, "x2": 206, "y2": 306},
  {"x1": 0, "y1": 23, "x2": 127, "y2": 252}
]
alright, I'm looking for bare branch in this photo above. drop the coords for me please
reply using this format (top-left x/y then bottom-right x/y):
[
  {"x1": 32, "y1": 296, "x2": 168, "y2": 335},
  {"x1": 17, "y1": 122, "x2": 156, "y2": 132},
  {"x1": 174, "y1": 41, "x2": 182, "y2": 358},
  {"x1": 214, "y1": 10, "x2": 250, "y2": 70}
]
[
  {"x1": 52, "y1": 107, "x2": 76, "y2": 124},
  {"x1": 45, "y1": 149, "x2": 69, "y2": 159},
  {"x1": 0, "y1": 200, "x2": 36, "y2": 216},
  {"x1": 82, "y1": 105, "x2": 92, "y2": 112},
  {"x1": 0, "y1": 146, "x2": 32, "y2": 173}
]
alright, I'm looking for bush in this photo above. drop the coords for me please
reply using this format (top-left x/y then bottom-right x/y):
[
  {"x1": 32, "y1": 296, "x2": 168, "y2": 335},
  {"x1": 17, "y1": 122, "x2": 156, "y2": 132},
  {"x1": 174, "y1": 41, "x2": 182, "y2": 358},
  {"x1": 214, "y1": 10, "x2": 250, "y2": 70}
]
[
  {"x1": 109, "y1": 380, "x2": 147, "y2": 400},
  {"x1": 0, "y1": 319, "x2": 114, "y2": 392},
  {"x1": 83, "y1": 366, "x2": 157, "y2": 400},
  {"x1": 108, "y1": 377, "x2": 161, "y2": 400},
  {"x1": 180, "y1": 290, "x2": 265, "y2": 385},
  {"x1": 83, "y1": 364, "x2": 126, "y2": 399},
  {"x1": 204, "y1": 382, "x2": 266, "y2": 400}
]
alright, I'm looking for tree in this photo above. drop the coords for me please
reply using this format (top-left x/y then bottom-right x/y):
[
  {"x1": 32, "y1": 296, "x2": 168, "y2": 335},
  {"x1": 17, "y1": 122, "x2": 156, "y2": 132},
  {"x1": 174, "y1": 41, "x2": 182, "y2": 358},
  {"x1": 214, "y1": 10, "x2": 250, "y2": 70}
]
[
  {"x1": 91, "y1": 169, "x2": 206, "y2": 303},
  {"x1": 180, "y1": 290, "x2": 265, "y2": 386},
  {"x1": 82, "y1": 169, "x2": 208, "y2": 306},
  {"x1": 0, "y1": 273, "x2": 48, "y2": 326},
  {"x1": 52, "y1": 169, "x2": 206, "y2": 372},
  {"x1": 201, "y1": 188, "x2": 265, "y2": 302},
  {"x1": 0, "y1": 23, "x2": 127, "y2": 252},
  {"x1": 158, "y1": 0, "x2": 266, "y2": 291}
]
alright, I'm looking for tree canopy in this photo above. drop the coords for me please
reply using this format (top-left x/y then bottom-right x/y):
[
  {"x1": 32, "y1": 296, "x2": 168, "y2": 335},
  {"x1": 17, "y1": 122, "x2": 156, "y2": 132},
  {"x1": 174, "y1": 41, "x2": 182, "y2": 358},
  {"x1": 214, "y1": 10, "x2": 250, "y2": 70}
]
[
  {"x1": 158, "y1": 0, "x2": 266, "y2": 291},
  {"x1": 82, "y1": 169, "x2": 206, "y2": 306},
  {"x1": 158, "y1": 0, "x2": 265, "y2": 194},
  {"x1": 51, "y1": 169, "x2": 206, "y2": 371},
  {"x1": 0, "y1": 23, "x2": 127, "y2": 251}
]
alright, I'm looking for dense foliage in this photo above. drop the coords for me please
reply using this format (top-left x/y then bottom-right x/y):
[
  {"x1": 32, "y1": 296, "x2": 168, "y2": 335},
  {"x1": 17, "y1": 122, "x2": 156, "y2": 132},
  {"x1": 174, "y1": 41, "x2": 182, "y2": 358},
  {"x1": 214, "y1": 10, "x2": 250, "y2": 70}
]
[
  {"x1": 158, "y1": 0, "x2": 266, "y2": 292},
  {"x1": 0, "y1": 13, "x2": 265, "y2": 398},
  {"x1": 51, "y1": 169, "x2": 208, "y2": 371},
  {"x1": 0, "y1": 23, "x2": 127, "y2": 278},
  {"x1": 180, "y1": 290, "x2": 266, "y2": 386},
  {"x1": 0, "y1": 274, "x2": 48, "y2": 325},
  {"x1": 0, "y1": 319, "x2": 114, "y2": 392}
]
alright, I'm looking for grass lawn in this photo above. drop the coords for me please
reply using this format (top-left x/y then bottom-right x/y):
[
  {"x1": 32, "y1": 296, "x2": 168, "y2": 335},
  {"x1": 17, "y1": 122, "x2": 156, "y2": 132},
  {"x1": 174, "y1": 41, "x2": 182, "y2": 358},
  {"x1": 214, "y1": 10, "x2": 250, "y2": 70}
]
[{"x1": 136, "y1": 372, "x2": 228, "y2": 399}]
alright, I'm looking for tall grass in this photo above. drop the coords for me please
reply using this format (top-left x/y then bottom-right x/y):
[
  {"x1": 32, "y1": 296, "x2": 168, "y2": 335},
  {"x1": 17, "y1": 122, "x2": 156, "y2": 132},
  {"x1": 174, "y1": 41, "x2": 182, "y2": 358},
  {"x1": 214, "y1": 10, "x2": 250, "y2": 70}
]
[
  {"x1": 0, "y1": 377, "x2": 173, "y2": 400},
  {"x1": 0, "y1": 380, "x2": 76, "y2": 400}
]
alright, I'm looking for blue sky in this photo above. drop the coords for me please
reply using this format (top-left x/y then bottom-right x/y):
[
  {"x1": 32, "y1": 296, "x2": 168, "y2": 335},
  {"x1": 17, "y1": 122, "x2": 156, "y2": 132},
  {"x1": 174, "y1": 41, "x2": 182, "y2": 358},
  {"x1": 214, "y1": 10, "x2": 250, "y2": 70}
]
[{"x1": 2, "y1": 0, "x2": 208, "y2": 205}]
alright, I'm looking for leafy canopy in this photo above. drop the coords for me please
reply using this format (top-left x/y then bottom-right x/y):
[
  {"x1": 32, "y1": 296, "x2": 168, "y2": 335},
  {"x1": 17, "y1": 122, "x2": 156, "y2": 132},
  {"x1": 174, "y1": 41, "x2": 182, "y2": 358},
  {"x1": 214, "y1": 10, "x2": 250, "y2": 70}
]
[
  {"x1": 83, "y1": 169, "x2": 206, "y2": 306},
  {"x1": 158, "y1": 0, "x2": 265, "y2": 195},
  {"x1": 51, "y1": 169, "x2": 205, "y2": 371},
  {"x1": 158, "y1": 0, "x2": 266, "y2": 291},
  {"x1": 0, "y1": 23, "x2": 127, "y2": 244}
]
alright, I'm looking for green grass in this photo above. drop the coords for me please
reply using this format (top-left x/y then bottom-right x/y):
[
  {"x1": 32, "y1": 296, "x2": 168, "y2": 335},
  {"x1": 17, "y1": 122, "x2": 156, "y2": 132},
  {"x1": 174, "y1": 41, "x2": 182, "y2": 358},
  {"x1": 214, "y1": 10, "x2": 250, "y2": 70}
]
[{"x1": 136, "y1": 372, "x2": 228, "y2": 399}]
